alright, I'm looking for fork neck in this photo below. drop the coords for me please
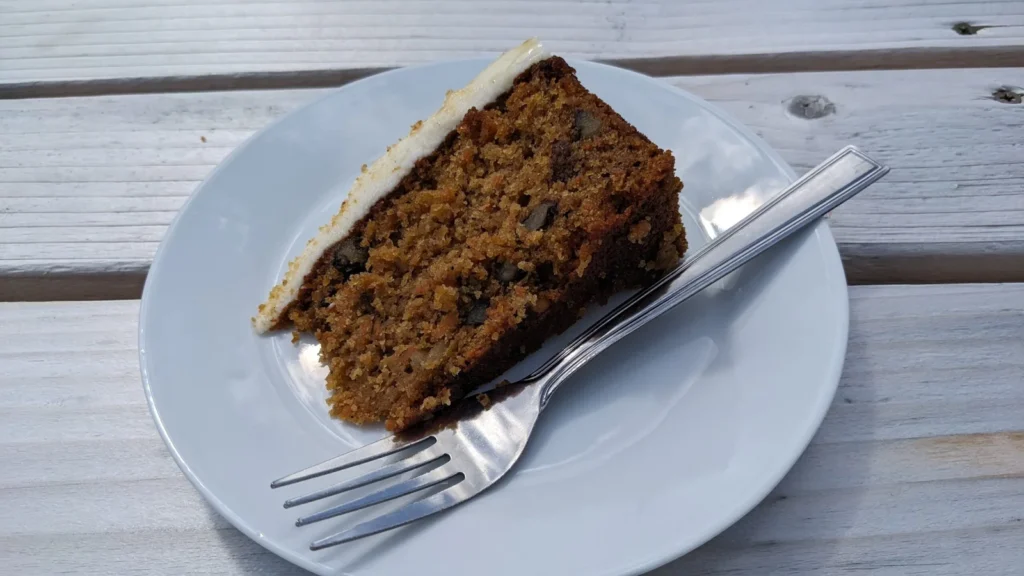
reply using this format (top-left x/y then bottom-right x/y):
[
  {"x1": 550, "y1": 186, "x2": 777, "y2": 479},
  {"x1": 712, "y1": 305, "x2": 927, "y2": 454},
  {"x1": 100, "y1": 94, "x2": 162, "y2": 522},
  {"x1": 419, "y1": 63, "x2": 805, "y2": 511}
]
[{"x1": 526, "y1": 147, "x2": 888, "y2": 412}]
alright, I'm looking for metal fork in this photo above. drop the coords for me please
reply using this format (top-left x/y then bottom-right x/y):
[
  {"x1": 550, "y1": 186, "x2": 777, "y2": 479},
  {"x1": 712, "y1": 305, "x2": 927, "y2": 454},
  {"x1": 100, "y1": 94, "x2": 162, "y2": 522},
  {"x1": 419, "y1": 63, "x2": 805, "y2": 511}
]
[{"x1": 272, "y1": 146, "x2": 889, "y2": 550}]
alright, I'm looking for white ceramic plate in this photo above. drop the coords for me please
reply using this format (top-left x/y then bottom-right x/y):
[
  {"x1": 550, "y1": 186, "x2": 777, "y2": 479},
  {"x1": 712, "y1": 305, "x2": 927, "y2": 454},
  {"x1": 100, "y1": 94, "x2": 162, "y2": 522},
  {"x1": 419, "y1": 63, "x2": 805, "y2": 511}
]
[{"x1": 140, "y1": 58, "x2": 848, "y2": 576}]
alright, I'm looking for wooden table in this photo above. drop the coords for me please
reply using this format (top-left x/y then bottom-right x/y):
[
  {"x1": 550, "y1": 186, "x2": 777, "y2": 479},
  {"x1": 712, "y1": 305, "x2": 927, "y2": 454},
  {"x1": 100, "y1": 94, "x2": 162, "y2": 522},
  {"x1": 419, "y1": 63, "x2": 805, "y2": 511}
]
[{"x1": 2, "y1": 1, "x2": 1022, "y2": 574}]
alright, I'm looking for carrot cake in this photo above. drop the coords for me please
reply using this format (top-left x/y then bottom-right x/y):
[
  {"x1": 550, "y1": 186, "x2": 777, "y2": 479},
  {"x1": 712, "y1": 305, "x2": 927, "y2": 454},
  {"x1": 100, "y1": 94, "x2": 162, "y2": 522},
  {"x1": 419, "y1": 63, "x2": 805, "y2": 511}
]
[{"x1": 255, "y1": 39, "x2": 686, "y2": 431}]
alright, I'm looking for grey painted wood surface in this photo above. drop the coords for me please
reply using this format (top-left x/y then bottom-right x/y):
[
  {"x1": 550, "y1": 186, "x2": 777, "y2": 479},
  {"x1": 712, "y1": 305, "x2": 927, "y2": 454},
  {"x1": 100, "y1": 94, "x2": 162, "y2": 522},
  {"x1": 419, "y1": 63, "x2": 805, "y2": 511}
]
[
  {"x1": 2, "y1": 0, "x2": 1023, "y2": 91},
  {"x1": 2, "y1": 284, "x2": 1022, "y2": 574},
  {"x1": 2, "y1": 67, "x2": 1022, "y2": 299},
  {"x1": 3, "y1": 2, "x2": 1021, "y2": 574}
]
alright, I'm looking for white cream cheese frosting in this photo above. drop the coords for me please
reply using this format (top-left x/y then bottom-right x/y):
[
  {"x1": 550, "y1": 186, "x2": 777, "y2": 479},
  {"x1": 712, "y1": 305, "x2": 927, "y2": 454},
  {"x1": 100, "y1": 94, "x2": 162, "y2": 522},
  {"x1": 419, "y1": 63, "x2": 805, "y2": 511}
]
[{"x1": 254, "y1": 38, "x2": 549, "y2": 334}]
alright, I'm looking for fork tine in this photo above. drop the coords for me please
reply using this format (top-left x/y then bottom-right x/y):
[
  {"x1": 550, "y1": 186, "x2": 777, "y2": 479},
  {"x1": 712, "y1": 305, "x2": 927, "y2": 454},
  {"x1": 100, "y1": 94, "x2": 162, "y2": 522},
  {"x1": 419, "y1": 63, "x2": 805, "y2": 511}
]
[
  {"x1": 283, "y1": 448, "x2": 447, "y2": 509},
  {"x1": 270, "y1": 435, "x2": 433, "y2": 489},
  {"x1": 309, "y1": 484, "x2": 468, "y2": 550},
  {"x1": 295, "y1": 465, "x2": 463, "y2": 527}
]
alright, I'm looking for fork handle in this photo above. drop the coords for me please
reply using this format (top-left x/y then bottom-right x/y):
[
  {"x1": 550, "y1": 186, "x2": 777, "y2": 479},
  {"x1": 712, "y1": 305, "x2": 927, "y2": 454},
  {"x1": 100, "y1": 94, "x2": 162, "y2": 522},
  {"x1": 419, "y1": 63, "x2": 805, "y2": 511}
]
[{"x1": 530, "y1": 146, "x2": 889, "y2": 409}]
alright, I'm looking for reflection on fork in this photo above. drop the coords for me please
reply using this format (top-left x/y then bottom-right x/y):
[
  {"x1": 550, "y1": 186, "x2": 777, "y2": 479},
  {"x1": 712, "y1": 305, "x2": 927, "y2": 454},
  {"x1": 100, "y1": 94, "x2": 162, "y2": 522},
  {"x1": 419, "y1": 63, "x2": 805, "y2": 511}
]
[{"x1": 272, "y1": 379, "x2": 540, "y2": 549}]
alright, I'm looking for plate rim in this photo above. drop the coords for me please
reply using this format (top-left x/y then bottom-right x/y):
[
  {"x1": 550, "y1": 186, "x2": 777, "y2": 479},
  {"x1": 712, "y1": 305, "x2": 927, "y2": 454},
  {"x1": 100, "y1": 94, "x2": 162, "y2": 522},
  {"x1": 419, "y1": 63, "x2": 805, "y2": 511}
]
[{"x1": 139, "y1": 56, "x2": 849, "y2": 576}]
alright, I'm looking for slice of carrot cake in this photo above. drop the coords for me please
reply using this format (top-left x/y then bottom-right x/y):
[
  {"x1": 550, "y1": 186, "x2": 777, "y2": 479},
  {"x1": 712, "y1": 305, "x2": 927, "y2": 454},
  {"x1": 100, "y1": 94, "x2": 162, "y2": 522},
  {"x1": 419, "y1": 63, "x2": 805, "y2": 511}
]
[{"x1": 255, "y1": 39, "x2": 686, "y2": 431}]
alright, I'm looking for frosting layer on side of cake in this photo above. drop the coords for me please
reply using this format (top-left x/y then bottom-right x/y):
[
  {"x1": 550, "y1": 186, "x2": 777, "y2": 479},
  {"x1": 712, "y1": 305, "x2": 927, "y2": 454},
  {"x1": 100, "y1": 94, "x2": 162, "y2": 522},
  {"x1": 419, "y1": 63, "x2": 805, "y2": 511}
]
[{"x1": 254, "y1": 38, "x2": 549, "y2": 334}]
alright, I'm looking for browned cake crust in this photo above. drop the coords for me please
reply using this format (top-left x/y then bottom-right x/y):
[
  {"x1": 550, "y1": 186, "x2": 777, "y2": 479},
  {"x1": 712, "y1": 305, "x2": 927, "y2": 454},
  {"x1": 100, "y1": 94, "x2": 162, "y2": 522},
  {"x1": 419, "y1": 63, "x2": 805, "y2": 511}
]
[{"x1": 285, "y1": 56, "x2": 686, "y2": 430}]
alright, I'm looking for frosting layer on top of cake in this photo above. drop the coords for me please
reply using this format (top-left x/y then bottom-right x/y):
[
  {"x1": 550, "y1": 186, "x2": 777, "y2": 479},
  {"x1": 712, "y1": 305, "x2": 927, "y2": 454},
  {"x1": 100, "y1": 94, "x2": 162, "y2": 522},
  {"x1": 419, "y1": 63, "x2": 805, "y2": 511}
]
[{"x1": 254, "y1": 38, "x2": 549, "y2": 334}]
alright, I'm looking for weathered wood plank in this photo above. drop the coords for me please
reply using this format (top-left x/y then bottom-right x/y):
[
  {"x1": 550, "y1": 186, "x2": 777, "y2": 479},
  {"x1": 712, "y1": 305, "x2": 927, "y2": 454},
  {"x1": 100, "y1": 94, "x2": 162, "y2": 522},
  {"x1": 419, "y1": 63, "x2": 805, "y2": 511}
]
[
  {"x1": 657, "y1": 526, "x2": 1024, "y2": 576},
  {"x1": 683, "y1": 69, "x2": 1024, "y2": 283},
  {"x1": 1, "y1": 68, "x2": 1021, "y2": 297},
  {"x1": 1, "y1": 0, "x2": 1023, "y2": 92},
  {"x1": 0, "y1": 284, "x2": 1021, "y2": 574}
]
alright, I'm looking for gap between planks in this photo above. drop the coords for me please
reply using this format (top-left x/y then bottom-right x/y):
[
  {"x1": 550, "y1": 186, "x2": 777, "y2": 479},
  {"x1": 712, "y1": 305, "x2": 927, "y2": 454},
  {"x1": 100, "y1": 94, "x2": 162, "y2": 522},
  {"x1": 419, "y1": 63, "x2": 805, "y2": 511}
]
[
  {"x1": 3, "y1": 46, "x2": 1024, "y2": 100},
  {"x1": 4, "y1": 249, "x2": 1023, "y2": 302},
  {"x1": 3, "y1": 0, "x2": 1024, "y2": 96}
]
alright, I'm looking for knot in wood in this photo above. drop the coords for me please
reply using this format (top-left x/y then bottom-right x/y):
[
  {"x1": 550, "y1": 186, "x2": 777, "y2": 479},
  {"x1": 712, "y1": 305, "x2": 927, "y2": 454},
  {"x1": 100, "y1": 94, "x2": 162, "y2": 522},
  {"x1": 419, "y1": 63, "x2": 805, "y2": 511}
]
[
  {"x1": 787, "y1": 95, "x2": 836, "y2": 119},
  {"x1": 952, "y1": 22, "x2": 984, "y2": 35},
  {"x1": 992, "y1": 87, "x2": 1022, "y2": 104}
]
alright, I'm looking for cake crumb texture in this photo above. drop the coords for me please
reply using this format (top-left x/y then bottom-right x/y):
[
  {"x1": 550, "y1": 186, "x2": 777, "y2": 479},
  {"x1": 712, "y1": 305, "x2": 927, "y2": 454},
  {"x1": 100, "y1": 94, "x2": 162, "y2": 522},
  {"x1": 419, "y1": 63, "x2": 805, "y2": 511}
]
[{"x1": 287, "y1": 57, "x2": 686, "y2": 431}]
